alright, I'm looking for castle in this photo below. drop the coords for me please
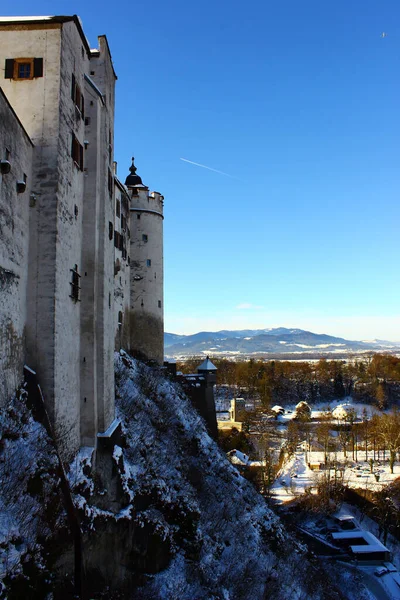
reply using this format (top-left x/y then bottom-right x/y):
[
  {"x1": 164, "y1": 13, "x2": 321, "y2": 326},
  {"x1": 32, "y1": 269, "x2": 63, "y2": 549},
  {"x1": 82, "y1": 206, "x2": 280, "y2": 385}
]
[{"x1": 0, "y1": 15, "x2": 164, "y2": 457}]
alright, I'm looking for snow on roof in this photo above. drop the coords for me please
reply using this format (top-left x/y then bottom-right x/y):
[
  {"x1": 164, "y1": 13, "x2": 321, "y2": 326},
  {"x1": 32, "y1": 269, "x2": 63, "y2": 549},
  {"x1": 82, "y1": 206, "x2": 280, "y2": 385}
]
[
  {"x1": 350, "y1": 544, "x2": 389, "y2": 554},
  {"x1": 332, "y1": 530, "x2": 388, "y2": 551},
  {"x1": 197, "y1": 357, "x2": 217, "y2": 371},
  {"x1": 227, "y1": 449, "x2": 250, "y2": 465},
  {"x1": 331, "y1": 531, "x2": 371, "y2": 540},
  {"x1": 97, "y1": 418, "x2": 120, "y2": 438},
  {"x1": 0, "y1": 16, "x2": 54, "y2": 21},
  {"x1": 333, "y1": 513, "x2": 355, "y2": 522}
]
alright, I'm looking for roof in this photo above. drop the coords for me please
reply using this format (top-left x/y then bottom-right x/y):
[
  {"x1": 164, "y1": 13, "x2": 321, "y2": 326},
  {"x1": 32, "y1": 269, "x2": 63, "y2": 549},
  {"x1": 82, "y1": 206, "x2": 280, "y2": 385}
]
[
  {"x1": 0, "y1": 15, "x2": 92, "y2": 57},
  {"x1": 197, "y1": 356, "x2": 217, "y2": 371},
  {"x1": 332, "y1": 530, "x2": 388, "y2": 551},
  {"x1": 350, "y1": 544, "x2": 389, "y2": 554},
  {"x1": 125, "y1": 157, "x2": 144, "y2": 187}
]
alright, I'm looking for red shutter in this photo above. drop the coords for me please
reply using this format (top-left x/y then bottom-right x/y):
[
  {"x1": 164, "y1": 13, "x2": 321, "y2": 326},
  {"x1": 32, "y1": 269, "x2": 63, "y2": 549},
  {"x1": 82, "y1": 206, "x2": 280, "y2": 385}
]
[
  {"x1": 5, "y1": 59, "x2": 14, "y2": 79},
  {"x1": 33, "y1": 58, "x2": 43, "y2": 77}
]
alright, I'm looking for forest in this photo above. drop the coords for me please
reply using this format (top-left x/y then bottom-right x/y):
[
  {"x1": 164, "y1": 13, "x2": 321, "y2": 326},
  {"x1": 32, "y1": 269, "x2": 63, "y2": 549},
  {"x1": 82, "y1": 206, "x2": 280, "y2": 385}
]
[{"x1": 178, "y1": 353, "x2": 400, "y2": 409}]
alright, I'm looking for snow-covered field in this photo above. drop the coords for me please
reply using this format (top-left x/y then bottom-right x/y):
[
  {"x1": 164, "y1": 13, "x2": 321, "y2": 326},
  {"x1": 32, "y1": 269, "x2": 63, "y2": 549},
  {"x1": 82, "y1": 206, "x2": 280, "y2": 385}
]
[{"x1": 271, "y1": 450, "x2": 400, "y2": 504}]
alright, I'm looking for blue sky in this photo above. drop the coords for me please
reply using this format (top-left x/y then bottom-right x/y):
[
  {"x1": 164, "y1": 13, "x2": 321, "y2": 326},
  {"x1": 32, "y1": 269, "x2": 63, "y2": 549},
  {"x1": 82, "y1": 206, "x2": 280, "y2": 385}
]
[{"x1": 4, "y1": 1, "x2": 400, "y2": 340}]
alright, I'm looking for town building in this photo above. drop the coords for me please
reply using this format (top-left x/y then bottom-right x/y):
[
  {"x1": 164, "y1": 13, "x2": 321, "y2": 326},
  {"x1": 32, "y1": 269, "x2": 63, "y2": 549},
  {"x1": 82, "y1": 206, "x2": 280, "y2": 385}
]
[{"x1": 0, "y1": 15, "x2": 164, "y2": 457}]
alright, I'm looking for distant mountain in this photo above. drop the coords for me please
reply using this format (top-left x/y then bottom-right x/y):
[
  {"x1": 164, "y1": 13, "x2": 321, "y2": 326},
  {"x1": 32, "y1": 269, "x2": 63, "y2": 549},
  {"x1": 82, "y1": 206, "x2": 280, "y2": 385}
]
[{"x1": 164, "y1": 327, "x2": 400, "y2": 358}]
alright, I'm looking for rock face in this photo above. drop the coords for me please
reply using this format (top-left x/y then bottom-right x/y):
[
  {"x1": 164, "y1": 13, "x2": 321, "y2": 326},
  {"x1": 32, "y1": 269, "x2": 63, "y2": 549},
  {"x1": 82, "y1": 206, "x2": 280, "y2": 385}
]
[{"x1": 68, "y1": 353, "x2": 330, "y2": 600}]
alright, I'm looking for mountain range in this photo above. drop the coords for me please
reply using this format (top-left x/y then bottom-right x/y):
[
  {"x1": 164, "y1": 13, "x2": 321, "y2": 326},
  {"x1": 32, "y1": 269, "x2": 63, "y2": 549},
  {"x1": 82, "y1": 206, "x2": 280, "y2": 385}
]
[{"x1": 164, "y1": 327, "x2": 400, "y2": 359}]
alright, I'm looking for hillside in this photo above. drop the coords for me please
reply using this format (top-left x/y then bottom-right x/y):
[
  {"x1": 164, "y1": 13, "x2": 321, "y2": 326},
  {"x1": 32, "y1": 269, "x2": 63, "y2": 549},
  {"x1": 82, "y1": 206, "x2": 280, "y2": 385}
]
[
  {"x1": 1, "y1": 353, "x2": 341, "y2": 599},
  {"x1": 165, "y1": 327, "x2": 400, "y2": 358}
]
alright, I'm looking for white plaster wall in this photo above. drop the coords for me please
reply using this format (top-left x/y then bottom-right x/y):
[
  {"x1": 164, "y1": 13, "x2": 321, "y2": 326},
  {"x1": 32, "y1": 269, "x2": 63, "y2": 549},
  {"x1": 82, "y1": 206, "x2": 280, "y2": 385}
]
[
  {"x1": 129, "y1": 188, "x2": 164, "y2": 363},
  {"x1": 80, "y1": 82, "x2": 101, "y2": 446},
  {"x1": 0, "y1": 24, "x2": 63, "y2": 432},
  {"x1": 0, "y1": 21, "x2": 89, "y2": 455},
  {"x1": 113, "y1": 182, "x2": 131, "y2": 352},
  {"x1": 0, "y1": 91, "x2": 33, "y2": 405},
  {"x1": 89, "y1": 36, "x2": 116, "y2": 435}
]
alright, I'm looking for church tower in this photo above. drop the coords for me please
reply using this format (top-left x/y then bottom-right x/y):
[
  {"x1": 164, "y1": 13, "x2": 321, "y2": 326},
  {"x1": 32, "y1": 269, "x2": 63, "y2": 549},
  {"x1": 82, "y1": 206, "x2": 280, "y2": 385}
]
[{"x1": 125, "y1": 159, "x2": 164, "y2": 364}]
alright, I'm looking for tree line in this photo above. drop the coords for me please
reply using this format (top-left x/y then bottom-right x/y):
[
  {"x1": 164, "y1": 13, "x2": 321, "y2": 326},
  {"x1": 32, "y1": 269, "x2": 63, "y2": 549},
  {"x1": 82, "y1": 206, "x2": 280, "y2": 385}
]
[{"x1": 178, "y1": 353, "x2": 400, "y2": 408}]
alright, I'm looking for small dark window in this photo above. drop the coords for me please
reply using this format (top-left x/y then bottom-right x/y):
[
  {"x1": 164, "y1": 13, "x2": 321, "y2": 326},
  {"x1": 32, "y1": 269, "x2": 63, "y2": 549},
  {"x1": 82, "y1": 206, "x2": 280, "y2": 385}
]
[
  {"x1": 108, "y1": 169, "x2": 114, "y2": 196},
  {"x1": 142, "y1": 234, "x2": 148, "y2": 242},
  {"x1": 85, "y1": 117, "x2": 90, "y2": 126},
  {"x1": 71, "y1": 134, "x2": 84, "y2": 170},
  {"x1": 137, "y1": 214, "x2": 140, "y2": 219},
  {"x1": 109, "y1": 222, "x2": 113, "y2": 240},
  {"x1": 116, "y1": 200, "x2": 121, "y2": 218},
  {"x1": 158, "y1": 300, "x2": 162, "y2": 308},
  {"x1": 146, "y1": 259, "x2": 151, "y2": 267},
  {"x1": 70, "y1": 264, "x2": 81, "y2": 302},
  {"x1": 90, "y1": 70, "x2": 95, "y2": 76},
  {"x1": 71, "y1": 73, "x2": 85, "y2": 119},
  {"x1": 118, "y1": 311, "x2": 123, "y2": 326},
  {"x1": 74, "y1": 204, "x2": 79, "y2": 218}
]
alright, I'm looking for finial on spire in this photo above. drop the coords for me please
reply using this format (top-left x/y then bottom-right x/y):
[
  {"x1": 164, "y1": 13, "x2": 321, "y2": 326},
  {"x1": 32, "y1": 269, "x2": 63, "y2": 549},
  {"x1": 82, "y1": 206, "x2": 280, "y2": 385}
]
[{"x1": 129, "y1": 157, "x2": 137, "y2": 175}]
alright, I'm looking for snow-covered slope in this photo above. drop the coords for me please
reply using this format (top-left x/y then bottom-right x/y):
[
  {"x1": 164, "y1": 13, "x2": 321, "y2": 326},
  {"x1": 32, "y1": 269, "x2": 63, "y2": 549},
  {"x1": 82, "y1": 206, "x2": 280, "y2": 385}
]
[{"x1": 66, "y1": 352, "x2": 337, "y2": 599}]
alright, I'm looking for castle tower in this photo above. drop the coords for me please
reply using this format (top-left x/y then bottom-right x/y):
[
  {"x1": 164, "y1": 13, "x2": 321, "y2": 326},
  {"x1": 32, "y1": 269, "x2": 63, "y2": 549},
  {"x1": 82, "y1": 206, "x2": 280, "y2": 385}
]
[
  {"x1": 197, "y1": 357, "x2": 218, "y2": 439},
  {"x1": 125, "y1": 159, "x2": 164, "y2": 364}
]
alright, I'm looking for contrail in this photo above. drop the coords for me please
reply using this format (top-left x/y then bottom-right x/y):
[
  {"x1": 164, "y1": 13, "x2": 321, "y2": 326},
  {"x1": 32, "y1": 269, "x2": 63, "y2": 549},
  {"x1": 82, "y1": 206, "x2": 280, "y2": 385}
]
[{"x1": 180, "y1": 157, "x2": 239, "y2": 179}]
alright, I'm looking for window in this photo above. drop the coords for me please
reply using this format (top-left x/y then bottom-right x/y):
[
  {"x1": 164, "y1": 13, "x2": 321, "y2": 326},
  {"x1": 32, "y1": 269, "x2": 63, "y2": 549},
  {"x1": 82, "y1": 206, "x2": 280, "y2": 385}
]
[
  {"x1": 118, "y1": 311, "x2": 123, "y2": 327},
  {"x1": 116, "y1": 200, "x2": 121, "y2": 218},
  {"x1": 108, "y1": 169, "x2": 114, "y2": 197},
  {"x1": 137, "y1": 214, "x2": 141, "y2": 220},
  {"x1": 109, "y1": 222, "x2": 114, "y2": 240},
  {"x1": 158, "y1": 300, "x2": 162, "y2": 308},
  {"x1": 71, "y1": 134, "x2": 84, "y2": 170},
  {"x1": 146, "y1": 259, "x2": 151, "y2": 267},
  {"x1": 70, "y1": 265, "x2": 81, "y2": 302},
  {"x1": 142, "y1": 234, "x2": 148, "y2": 242},
  {"x1": 4, "y1": 57, "x2": 43, "y2": 80},
  {"x1": 71, "y1": 74, "x2": 85, "y2": 118}
]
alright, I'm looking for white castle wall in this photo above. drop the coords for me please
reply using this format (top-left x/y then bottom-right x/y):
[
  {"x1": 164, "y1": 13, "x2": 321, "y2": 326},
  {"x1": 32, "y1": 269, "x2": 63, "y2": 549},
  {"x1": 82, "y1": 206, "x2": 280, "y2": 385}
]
[
  {"x1": 0, "y1": 89, "x2": 33, "y2": 404},
  {"x1": 113, "y1": 178, "x2": 131, "y2": 352},
  {"x1": 0, "y1": 16, "x2": 165, "y2": 454},
  {"x1": 129, "y1": 187, "x2": 164, "y2": 364}
]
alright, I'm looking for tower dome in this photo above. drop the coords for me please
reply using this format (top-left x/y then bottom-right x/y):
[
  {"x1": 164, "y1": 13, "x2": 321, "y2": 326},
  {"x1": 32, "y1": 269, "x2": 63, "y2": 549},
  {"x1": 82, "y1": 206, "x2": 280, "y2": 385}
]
[{"x1": 125, "y1": 157, "x2": 144, "y2": 187}]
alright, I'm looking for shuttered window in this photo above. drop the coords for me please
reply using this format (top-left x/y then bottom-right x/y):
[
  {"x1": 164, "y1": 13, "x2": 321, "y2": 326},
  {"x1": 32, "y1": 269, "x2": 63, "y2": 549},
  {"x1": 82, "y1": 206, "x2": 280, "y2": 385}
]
[
  {"x1": 71, "y1": 134, "x2": 84, "y2": 170},
  {"x1": 71, "y1": 73, "x2": 85, "y2": 119},
  {"x1": 4, "y1": 57, "x2": 43, "y2": 80}
]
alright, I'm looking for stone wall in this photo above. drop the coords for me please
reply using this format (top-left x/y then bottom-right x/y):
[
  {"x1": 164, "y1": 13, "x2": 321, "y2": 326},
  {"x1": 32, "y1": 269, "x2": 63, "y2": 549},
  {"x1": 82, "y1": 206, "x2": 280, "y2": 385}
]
[
  {"x1": 0, "y1": 89, "x2": 33, "y2": 405},
  {"x1": 129, "y1": 188, "x2": 164, "y2": 364}
]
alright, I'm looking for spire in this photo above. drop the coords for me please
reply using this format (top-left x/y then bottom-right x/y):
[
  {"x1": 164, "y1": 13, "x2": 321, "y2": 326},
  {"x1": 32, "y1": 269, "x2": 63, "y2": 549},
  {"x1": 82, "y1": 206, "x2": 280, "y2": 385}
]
[
  {"x1": 197, "y1": 356, "x2": 217, "y2": 372},
  {"x1": 125, "y1": 156, "x2": 144, "y2": 187}
]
